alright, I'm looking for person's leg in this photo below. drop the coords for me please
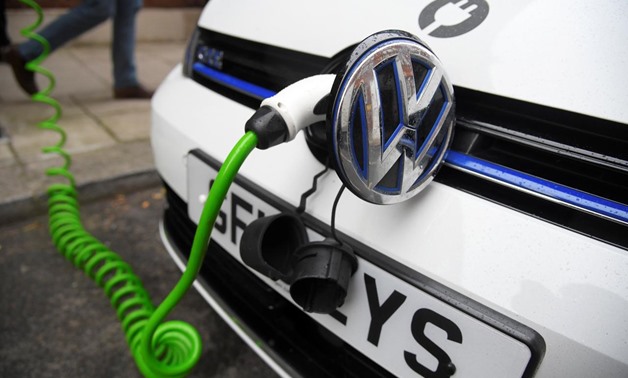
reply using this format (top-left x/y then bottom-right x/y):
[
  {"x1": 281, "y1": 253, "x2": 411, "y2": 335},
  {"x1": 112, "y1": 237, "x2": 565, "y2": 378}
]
[
  {"x1": 111, "y1": 0, "x2": 142, "y2": 89},
  {"x1": 111, "y1": 0, "x2": 151, "y2": 98},
  {"x1": 18, "y1": 0, "x2": 113, "y2": 61},
  {"x1": 8, "y1": 0, "x2": 113, "y2": 95}
]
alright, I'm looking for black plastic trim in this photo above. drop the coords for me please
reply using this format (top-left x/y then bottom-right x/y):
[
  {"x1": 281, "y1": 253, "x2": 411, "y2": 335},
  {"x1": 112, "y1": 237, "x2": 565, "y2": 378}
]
[
  {"x1": 452, "y1": 88, "x2": 628, "y2": 207},
  {"x1": 185, "y1": 149, "x2": 547, "y2": 378},
  {"x1": 192, "y1": 29, "x2": 329, "y2": 94},
  {"x1": 435, "y1": 165, "x2": 628, "y2": 250},
  {"x1": 191, "y1": 71, "x2": 262, "y2": 109},
  {"x1": 454, "y1": 87, "x2": 628, "y2": 169},
  {"x1": 244, "y1": 106, "x2": 289, "y2": 150}
]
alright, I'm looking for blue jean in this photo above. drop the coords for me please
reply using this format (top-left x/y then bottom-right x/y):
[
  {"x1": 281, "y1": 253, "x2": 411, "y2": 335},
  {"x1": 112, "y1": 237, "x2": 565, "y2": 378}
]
[{"x1": 19, "y1": 0, "x2": 143, "y2": 88}]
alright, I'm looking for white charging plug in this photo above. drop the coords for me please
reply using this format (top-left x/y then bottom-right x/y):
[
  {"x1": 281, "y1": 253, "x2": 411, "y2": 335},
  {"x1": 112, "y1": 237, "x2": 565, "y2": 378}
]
[
  {"x1": 261, "y1": 74, "x2": 335, "y2": 141},
  {"x1": 245, "y1": 74, "x2": 335, "y2": 149}
]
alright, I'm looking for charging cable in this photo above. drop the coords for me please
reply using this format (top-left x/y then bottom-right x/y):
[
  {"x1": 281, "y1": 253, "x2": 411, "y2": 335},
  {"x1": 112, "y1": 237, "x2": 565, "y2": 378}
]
[
  {"x1": 22, "y1": 0, "x2": 332, "y2": 373},
  {"x1": 137, "y1": 132, "x2": 257, "y2": 377},
  {"x1": 20, "y1": 1, "x2": 258, "y2": 376}
]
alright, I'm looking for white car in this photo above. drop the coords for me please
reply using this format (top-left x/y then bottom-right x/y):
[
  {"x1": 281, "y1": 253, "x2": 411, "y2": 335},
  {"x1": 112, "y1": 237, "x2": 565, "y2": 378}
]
[{"x1": 151, "y1": 0, "x2": 628, "y2": 376}]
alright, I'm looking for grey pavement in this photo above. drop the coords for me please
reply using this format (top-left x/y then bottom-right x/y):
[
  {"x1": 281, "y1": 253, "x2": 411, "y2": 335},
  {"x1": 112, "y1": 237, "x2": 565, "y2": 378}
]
[{"x1": 1, "y1": 38, "x2": 184, "y2": 224}]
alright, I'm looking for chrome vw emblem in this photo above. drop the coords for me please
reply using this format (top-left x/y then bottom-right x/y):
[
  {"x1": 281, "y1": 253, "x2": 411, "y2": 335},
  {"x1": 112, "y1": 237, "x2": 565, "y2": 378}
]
[{"x1": 330, "y1": 31, "x2": 455, "y2": 204}]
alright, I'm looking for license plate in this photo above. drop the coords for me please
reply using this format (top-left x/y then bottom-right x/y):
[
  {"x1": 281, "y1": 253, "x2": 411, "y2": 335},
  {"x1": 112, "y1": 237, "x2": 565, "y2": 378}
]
[{"x1": 187, "y1": 150, "x2": 544, "y2": 377}]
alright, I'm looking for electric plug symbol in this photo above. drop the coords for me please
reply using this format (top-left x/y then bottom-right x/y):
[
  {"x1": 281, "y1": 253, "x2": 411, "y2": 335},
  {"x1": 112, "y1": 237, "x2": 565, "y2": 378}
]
[{"x1": 419, "y1": 0, "x2": 490, "y2": 38}]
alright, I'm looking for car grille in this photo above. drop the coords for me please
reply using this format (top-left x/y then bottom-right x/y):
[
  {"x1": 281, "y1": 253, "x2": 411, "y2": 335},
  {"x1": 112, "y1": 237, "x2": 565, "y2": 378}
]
[
  {"x1": 187, "y1": 28, "x2": 628, "y2": 250},
  {"x1": 189, "y1": 29, "x2": 329, "y2": 109},
  {"x1": 162, "y1": 184, "x2": 394, "y2": 377}
]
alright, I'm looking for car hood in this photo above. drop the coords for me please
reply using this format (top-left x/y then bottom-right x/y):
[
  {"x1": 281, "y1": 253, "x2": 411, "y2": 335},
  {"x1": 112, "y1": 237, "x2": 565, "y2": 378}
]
[{"x1": 199, "y1": 0, "x2": 628, "y2": 124}]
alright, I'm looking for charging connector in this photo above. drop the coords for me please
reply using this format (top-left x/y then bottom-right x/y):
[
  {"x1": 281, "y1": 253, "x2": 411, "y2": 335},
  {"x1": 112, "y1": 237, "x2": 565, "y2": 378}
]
[{"x1": 245, "y1": 74, "x2": 335, "y2": 149}]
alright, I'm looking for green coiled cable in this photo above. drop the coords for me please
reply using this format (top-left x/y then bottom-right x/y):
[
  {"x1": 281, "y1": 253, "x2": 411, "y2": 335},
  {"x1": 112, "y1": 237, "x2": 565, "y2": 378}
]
[{"x1": 20, "y1": 1, "x2": 259, "y2": 376}]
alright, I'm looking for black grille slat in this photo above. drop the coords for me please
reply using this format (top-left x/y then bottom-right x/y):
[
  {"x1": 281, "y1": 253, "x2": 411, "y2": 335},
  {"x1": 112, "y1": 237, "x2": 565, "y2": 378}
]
[{"x1": 192, "y1": 29, "x2": 329, "y2": 93}]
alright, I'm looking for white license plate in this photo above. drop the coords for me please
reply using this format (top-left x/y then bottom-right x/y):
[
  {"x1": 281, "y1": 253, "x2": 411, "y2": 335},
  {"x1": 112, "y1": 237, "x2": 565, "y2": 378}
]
[{"x1": 187, "y1": 151, "x2": 543, "y2": 377}]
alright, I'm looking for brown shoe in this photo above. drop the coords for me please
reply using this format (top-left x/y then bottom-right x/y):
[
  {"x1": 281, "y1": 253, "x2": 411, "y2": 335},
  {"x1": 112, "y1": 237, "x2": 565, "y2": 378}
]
[
  {"x1": 6, "y1": 46, "x2": 38, "y2": 95},
  {"x1": 113, "y1": 84, "x2": 153, "y2": 99}
]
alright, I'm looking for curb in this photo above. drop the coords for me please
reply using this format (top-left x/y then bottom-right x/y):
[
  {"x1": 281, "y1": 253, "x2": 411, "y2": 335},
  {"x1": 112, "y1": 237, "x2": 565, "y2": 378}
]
[{"x1": 0, "y1": 169, "x2": 162, "y2": 227}]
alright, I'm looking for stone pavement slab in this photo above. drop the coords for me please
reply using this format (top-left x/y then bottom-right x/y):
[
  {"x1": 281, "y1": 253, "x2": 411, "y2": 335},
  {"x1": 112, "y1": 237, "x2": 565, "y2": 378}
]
[
  {"x1": 10, "y1": 114, "x2": 116, "y2": 164},
  {"x1": 0, "y1": 41, "x2": 186, "y2": 225},
  {"x1": 99, "y1": 109, "x2": 151, "y2": 142}
]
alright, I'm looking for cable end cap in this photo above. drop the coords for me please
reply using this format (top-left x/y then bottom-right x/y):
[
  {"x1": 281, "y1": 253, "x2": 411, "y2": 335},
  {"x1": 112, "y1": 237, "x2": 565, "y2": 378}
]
[{"x1": 244, "y1": 106, "x2": 288, "y2": 150}]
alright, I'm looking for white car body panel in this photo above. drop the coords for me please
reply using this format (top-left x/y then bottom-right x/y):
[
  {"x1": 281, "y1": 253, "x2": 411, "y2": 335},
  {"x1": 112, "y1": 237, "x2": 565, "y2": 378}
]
[
  {"x1": 199, "y1": 0, "x2": 628, "y2": 124},
  {"x1": 152, "y1": 0, "x2": 628, "y2": 375}
]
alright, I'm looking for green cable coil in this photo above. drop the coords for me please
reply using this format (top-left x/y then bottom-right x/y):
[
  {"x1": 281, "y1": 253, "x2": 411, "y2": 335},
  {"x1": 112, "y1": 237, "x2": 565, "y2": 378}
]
[{"x1": 20, "y1": 1, "x2": 259, "y2": 376}]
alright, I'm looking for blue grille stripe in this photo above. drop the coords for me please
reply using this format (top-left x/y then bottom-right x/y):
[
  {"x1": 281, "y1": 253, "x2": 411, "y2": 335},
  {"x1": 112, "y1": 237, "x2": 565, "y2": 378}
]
[
  {"x1": 445, "y1": 151, "x2": 628, "y2": 223},
  {"x1": 193, "y1": 62, "x2": 277, "y2": 100}
]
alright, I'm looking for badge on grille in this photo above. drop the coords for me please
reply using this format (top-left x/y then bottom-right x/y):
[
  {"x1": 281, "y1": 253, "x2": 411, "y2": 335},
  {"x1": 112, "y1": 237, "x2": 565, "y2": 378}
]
[{"x1": 329, "y1": 30, "x2": 455, "y2": 204}]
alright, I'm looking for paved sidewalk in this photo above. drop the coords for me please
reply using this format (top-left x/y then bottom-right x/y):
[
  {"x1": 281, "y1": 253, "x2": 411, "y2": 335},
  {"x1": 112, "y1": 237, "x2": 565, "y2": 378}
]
[{"x1": 0, "y1": 41, "x2": 185, "y2": 224}]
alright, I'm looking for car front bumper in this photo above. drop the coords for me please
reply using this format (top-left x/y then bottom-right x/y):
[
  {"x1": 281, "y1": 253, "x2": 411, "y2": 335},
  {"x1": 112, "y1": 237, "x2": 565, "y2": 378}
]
[{"x1": 152, "y1": 65, "x2": 628, "y2": 377}]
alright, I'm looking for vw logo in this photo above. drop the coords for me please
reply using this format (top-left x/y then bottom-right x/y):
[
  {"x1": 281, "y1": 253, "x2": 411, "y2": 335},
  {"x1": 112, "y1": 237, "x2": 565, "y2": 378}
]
[{"x1": 329, "y1": 30, "x2": 455, "y2": 204}]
